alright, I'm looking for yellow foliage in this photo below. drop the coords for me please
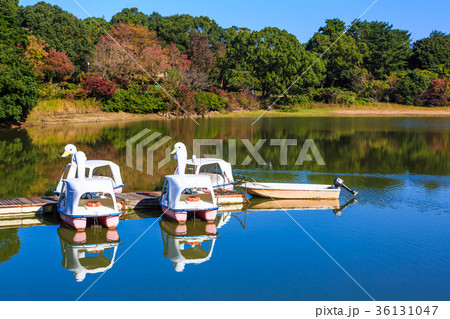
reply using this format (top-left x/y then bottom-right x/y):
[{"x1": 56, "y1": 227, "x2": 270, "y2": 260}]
[{"x1": 23, "y1": 35, "x2": 48, "y2": 81}]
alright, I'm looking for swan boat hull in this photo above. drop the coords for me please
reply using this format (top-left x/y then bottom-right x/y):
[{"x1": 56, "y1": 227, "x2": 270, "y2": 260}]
[
  {"x1": 161, "y1": 205, "x2": 218, "y2": 223},
  {"x1": 59, "y1": 212, "x2": 120, "y2": 231}
]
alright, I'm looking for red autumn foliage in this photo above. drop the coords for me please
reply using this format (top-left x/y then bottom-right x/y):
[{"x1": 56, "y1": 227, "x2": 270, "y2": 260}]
[
  {"x1": 111, "y1": 74, "x2": 131, "y2": 89},
  {"x1": 110, "y1": 23, "x2": 160, "y2": 51},
  {"x1": 43, "y1": 49, "x2": 75, "y2": 82},
  {"x1": 95, "y1": 23, "x2": 184, "y2": 82},
  {"x1": 167, "y1": 43, "x2": 190, "y2": 72},
  {"x1": 176, "y1": 84, "x2": 196, "y2": 112},
  {"x1": 141, "y1": 45, "x2": 168, "y2": 75},
  {"x1": 422, "y1": 77, "x2": 450, "y2": 106},
  {"x1": 81, "y1": 73, "x2": 117, "y2": 99},
  {"x1": 224, "y1": 90, "x2": 260, "y2": 110},
  {"x1": 188, "y1": 34, "x2": 215, "y2": 73}
]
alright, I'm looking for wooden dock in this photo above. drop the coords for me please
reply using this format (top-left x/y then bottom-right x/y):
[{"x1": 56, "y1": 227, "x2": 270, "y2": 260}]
[
  {"x1": 0, "y1": 196, "x2": 59, "y2": 217},
  {"x1": 0, "y1": 193, "x2": 160, "y2": 218},
  {"x1": 0, "y1": 190, "x2": 246, "y2": 227}
]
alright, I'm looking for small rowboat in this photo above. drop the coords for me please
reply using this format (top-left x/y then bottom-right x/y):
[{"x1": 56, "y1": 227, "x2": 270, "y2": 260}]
[
  {"x1": 243, "y1": 182, "x2": 340, "y2": 199},
  {"x1": 242, "y1": 178, "x2": 357, "y2": 200}
]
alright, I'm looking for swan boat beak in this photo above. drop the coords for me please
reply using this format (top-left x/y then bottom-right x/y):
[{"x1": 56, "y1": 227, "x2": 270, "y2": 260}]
[
  {"x1": 170, "y1": 148, "x2": 178, "y2": 155},
  {"x1": 61, "y1": 150, "x2": 71, "y2": 158}
]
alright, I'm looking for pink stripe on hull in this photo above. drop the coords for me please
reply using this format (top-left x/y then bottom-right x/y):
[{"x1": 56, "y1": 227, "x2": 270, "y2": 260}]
[
  {"x1": 197, "y1": 209, "x2": 218, "y2": 222},
  {"x1": 161, "y1": 206, "x2": 217, "y2": 223},
  {"x1": 98, "y1": 215, "x2": 120, "y2": 229},
  {"x1": 59, "y1": 213, "x2": 87, "y2": 231},
  {"x1": 59, "y1": 213, "x2": 119, "y2": 230},
  {"x1": 162, "y1": 206, "x2": 187, "y2": 223}
]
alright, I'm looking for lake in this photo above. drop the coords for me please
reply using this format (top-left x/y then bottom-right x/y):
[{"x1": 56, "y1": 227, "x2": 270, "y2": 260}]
[{"x1": 0, "y1": 116, "x2": 449, "y2": 300}]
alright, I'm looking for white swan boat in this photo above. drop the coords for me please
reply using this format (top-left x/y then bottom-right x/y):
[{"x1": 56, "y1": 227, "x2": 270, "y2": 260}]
[
  {"x1": 160, "y1": 142, "x2": 220, "y2": 223},
  {"x1": 184, "y1": 157, "x2": 234, "y2": 190},
  {"x1": 57, "y1": 178, "x2": 121, "y2": 230},
  {"x1": 56, "y1": 146, "x2": 121, "y2": 230},
  {"x1": 54, "y1": 144, "x2": 124, "y2": 194},
  {"x1": 85, "y1": 160, "x2": 124, "y2": 193},
  {"x1": 171, "y1": 142, "x2": 234, "y2": 190},
  {"x1": 159, "y1": 174, "x2": 219, "y2": 223}
]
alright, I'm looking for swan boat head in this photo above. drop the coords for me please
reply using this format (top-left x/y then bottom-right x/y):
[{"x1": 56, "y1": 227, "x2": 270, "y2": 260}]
[
  {"x1": 61, "y1": 144, "x2": 77, "y2": 159},
  {"x1": 171, "y1": 142, "x2": 187, "y2": 175}
]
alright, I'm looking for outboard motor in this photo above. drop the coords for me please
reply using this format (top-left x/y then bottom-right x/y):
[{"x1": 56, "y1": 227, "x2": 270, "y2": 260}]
[{"x1": 334, "y1": 177, "x2": 358, "y2": 196}]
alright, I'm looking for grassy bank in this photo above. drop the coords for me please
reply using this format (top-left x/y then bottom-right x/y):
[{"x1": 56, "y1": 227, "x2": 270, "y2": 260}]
[
  {"x1": 28, "y1": 99, "x2": 101, "y2": 118},
  {"x1": 24, "y1": 99, "x2": 450, "y2": 126}
]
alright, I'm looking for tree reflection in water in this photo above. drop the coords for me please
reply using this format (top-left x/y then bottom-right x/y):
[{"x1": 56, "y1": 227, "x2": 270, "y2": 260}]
[{"x1": 0, "y1": 228, "x2": 21, "y2": 265}]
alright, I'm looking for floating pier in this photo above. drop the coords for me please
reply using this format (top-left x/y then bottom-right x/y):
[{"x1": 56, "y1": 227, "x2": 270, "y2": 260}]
[{"x1": 0, "y1": 190, "x2": 247, "y2": 228}]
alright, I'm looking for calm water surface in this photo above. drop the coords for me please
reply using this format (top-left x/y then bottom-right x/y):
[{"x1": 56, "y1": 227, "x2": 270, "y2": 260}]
[{"x1": 0, "y1": 116, "x2": 449, "y2": 300}]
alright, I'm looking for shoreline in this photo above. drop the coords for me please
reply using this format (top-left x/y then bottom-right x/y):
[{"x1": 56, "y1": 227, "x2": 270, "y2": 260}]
[{"x1": 10, "y1": 104, "x2": 450, "y2": 128}]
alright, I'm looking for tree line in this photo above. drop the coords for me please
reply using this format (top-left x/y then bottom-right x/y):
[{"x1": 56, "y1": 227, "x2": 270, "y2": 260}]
[{"x1": 1, "y1": 0, "x2": 449, "y2": 123}]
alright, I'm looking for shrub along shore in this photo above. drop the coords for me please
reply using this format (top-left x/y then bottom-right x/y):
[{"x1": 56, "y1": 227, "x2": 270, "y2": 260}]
[
  {"x1": 1, "y1": 1, "x2": 449, "y2": 126},
  {"x1": 23, "y1": 99, "x2": 449, "y2": 127}
]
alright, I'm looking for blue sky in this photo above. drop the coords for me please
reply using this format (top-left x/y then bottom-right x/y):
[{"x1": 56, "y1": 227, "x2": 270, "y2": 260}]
[{"x1": 19, "y1": 0, "x2": 449, "y2": 43}]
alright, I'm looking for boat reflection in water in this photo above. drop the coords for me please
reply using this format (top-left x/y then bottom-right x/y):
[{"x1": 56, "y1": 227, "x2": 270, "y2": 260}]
[
  {"x1": 57, "y1": 226, "x2": 121, "y2": 282},
  {"x1": 160, "y1": 218, "x2": 219, "y2": 272},
  {"x1": 246, "y1": 198, "x2": 357, "y2": 216}
]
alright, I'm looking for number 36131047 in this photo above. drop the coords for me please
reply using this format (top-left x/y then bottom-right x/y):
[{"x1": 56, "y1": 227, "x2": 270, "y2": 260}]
[{"x1": 375, "y1": 306, "x2": 438, "y2": 316}]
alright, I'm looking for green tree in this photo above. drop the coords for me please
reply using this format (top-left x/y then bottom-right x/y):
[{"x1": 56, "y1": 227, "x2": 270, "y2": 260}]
[
  {"x1": 111, "y1": 7, "x2": 149, "y2": 27},
  {"x1": 230, "y1": 27, "x2": 325, "y2": 99},
  {"x1": 83, "y1": 17, "x2": 111, "y2": 46},
  {"x1": 210, "y1": 41, "x2": 228, "y2": 88},
  {"x1": 394, "y1": 69, "x2": 434, "y2": 105},
  {"x1": 410, "y1": 31, "x2": 450, "y2": 75},
  {"x1": 149, "y1": 13, "x2": 225, "y2": 51},
  {"x1": 223, "y1": 29, "x2": 258, "y2": 91},
  {"x1": 349, "y1": 20, "x2": 412, "y2": 79},
  {"x1": 306, "y1": 19, "x2": 368, "y2": 87},
  {"x1": 18, "y1": 2, "x2": 94, "y2": 72},
  {"x1": 0, "y1": 0, "x2": 27, "y2": 46},
  {"x1": 0, "y1": 0, "x2": 37, "y2": 122},
  {"x1": 0, "y1": 46, "x2": 38, "y2": 121},
  {"x1": 195, "y1": 91, "x2": 226, "y2": 111}
]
